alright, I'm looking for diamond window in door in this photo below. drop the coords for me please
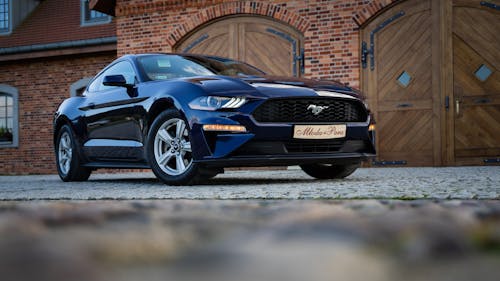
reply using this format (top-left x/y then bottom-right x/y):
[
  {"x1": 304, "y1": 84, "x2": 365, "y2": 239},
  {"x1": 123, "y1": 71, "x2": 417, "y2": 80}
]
[
  {"x1": 474, "y1": 64, "x2": 492, "y2": 82},
  {"x1": 397, "y1": 71, "x2": 412, "y2": 88}
]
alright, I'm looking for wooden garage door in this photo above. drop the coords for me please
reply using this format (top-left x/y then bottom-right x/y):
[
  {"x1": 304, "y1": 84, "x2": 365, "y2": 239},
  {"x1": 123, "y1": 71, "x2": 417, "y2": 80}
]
[
  {"x1": 175, "y1": 16, "x2": 303, "y2": 77},
  {"x1": 451, "y1": 1, "x2": 500, "y2": 165},
  {"x1": 361, "y1": 0, "x2": 440, "y2": 166}
]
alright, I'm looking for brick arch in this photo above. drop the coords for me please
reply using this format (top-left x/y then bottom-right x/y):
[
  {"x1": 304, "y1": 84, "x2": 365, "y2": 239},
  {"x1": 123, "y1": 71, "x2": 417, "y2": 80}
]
[
  {"x1": 167, "y1": 2, "x2": 309, "y2": 47},
  {"x1": 352, "y1": 0, "x2": 401, "y2": 26}
]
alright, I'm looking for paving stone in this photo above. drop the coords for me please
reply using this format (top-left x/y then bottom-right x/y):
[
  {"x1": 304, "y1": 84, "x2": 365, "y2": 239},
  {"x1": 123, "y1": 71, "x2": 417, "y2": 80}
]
[{"x1": 0, "y1": 167, "x2": 499, "y2": 200}]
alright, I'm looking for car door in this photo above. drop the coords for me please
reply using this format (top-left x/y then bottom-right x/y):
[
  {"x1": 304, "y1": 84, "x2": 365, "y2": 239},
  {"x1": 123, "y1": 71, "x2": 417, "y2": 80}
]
[{"x1": 81, "y1": 61, "x2": 147, "y2": 162}]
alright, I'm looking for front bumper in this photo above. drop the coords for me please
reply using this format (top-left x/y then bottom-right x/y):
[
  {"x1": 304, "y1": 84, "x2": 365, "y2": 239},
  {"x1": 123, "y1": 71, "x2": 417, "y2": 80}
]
[{"x1": 187, "y1": 108, "x2": 376, "y2": 167}]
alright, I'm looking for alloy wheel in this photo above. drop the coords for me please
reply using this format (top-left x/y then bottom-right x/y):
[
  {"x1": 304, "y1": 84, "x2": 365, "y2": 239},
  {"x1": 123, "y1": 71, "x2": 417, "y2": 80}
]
[
  {"x1": 58, "y1": 131, "x2": 72, "y2": 175},
  {"x1": 153, "y1": 118, "x2": 193, "y2": 176}
]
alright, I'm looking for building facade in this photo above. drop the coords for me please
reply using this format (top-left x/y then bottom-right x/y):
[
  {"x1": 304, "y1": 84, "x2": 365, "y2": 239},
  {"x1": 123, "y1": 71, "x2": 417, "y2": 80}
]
[
  {"x1": 0, "y1": 0, "x2": 116, "y2": 174},
  {"x1": 1, "y1": 0, "x2": 498, "y2": 174},
  {"x1": 94, "y1": 0, "x2": 500, "y2": 167}
]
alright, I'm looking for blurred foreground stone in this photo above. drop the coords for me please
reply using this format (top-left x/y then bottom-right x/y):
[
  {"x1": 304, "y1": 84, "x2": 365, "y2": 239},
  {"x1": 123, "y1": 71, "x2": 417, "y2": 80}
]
[{"x1": 0, "y1": 200, "x2": 499, "y2": 281}]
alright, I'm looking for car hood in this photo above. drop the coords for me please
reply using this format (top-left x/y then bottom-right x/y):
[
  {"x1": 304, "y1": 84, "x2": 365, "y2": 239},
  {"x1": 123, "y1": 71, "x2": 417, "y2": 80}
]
[{"x1": 180, "y1": 75, "x2": 362, "y2": 100}]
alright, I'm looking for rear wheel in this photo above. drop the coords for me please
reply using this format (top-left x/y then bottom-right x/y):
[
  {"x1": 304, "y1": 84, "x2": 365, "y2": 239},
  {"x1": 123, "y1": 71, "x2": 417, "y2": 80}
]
[
  {"x1": 300, "y1": 163, "x2": 360, "y2": 179},
  {"x1": 55, "y1": 125, "x2": 91, "y2": 181},
  {"x1": 147, "y1": 109, "x2": 216, "y2": 185}
]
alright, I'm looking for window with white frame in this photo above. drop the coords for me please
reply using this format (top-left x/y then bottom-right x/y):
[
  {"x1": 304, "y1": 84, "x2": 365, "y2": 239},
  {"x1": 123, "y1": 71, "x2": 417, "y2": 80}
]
[
  {"x1": 0, "y1": 0, "x2": 10, "y2": 34},
  {"x1": 0, "y1": 85, "x2": 19, "y2": 147},
  {"x1": 81, "y1": 0, "x2": 111, "y2": 26}
]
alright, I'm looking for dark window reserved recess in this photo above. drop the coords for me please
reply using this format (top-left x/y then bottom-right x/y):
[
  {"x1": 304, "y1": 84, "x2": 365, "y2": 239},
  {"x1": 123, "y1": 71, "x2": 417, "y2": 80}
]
[
  {"x1": 0, "y1": 93, "x2": 13, "y2": 144},
  {"x1": 81, "y1": 0, "x2": 111, "y2": 26},
  {"x1": 0, "y1": 0, "x2": 9, "y2": 34}
]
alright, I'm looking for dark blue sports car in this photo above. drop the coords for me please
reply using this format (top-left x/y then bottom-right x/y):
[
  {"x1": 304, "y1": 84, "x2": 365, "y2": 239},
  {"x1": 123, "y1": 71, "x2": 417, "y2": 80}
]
[{"x1": 54, "y1": 54, "x2": 375, "y2": 185}]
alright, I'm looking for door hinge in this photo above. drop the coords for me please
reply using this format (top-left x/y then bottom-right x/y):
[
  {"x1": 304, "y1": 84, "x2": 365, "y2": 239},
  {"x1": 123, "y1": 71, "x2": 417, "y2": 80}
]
[
  {"x1": 480, "y1": 1, "x2": 500, "y2": 10},
  {"x1": 484, "y1": 158, "x2": 500, "y2": 164},
  {"x1": 372, "y1": 160, "x2": 407, "y2": 166},
  {"x1": 445, "y1": 96, "x2": 450, "y2": 111},
  {"x1": 367, "y1": 11, "x2": 405, "y2": 71},
  {"x1": 295, "y1": 48, "x2": 305, "y2": 75},
  {"x1": 361, "y1": 41, "x2": 370, "y2": 69}
]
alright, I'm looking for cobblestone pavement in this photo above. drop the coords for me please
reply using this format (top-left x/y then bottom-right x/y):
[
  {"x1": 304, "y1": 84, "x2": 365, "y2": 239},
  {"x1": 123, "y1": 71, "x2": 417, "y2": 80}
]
[
  {"x1": 0, "y1": 199, "x2": 500, "y2": 281},
  {"x1": 0, "y1": 166, "x2": 499, "y2": 200}
]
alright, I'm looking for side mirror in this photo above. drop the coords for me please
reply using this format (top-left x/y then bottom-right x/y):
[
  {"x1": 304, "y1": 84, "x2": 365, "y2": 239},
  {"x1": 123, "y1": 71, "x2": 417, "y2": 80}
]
[
  {"x1": 103, "y1": 75, "x2": 131, "y2": 87},
  {"x1": 102, "y1": 74, "x2": 138, "y2": 97}
]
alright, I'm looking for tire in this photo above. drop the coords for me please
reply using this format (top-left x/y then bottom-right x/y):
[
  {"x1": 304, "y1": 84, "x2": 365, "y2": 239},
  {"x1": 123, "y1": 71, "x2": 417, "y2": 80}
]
[
  {"x1": 147, "y1": 109, "x2": 214, "y2": 185},
  {"x1": 55, "y1": 125, "x2": 91, "y2": 182},
  {"x1": 300, "y1": 163, "x2": 360, "y2": 179}
]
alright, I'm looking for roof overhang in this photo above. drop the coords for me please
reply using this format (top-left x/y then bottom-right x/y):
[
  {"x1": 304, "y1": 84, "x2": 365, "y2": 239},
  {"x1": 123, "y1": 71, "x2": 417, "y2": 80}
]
[{"x1": 90, "y1": 0, "x2": 116, "y2": 17}]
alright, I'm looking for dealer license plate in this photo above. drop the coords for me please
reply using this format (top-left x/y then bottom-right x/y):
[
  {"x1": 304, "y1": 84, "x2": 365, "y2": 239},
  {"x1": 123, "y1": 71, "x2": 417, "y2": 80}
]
[{"x1": 293, "y1": 124, "x2": 347, "y2": 139}]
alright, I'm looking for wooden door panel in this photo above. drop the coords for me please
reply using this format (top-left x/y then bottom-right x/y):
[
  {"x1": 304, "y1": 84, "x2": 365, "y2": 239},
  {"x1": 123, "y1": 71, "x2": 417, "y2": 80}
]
[
  {"x1": 362, "y1": 0, "x2": 436, "y2": 166},
  {"x1": 453, "y1": 7, "x2": 500, "y2": 70},
  {"x1": 176, "y1": 23, "x2": 235, "y2": 59},
  {"x1": 378, "y1": 110, "x2": 433, "y2": 153},
  {"x1": 243, "y1": 25, "x2": 294, "y2": 76},
  {"x1": 175, "y1": 16, "x2": 302, "y2": 77},
  {"x1": 189, "y1": 34, "x2": 230, "y2": 58},
  {"x1": 452, "y1": 4, "x2": 500, "y2": 164}
]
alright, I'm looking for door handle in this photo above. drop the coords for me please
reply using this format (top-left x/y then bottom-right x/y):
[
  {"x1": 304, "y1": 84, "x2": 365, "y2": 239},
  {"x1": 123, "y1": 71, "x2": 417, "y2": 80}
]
[
  {"x1": 88, "y1": 102, "x2": 96, "y2": 109},
  {"x1": 455, "y1": 99, "x2": 460, "y2": 116},
  {"x1": 474, "y1": 98, "x2": 491, "y2": 104}
]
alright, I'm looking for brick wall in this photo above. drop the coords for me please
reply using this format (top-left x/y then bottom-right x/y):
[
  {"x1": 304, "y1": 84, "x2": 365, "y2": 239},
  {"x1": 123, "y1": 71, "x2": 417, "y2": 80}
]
[
  {"x1": 0, "y1": 0, "x2": 116, "y2": 48},
  {"x1": 0, "y1": 52, "x2": 116, "y2": 174},
  {"x1": 0, "y1": 0, "x2": 398, "y2": 174},
  {"x1": 114, "y1": 0, "x2": 395, "y2": 88}
]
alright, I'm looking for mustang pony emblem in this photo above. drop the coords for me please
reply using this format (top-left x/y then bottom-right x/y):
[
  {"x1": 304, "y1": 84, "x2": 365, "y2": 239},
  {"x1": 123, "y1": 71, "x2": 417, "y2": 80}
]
[{"x1": 307, "y1": 104, "x2": 329, "y2": 115}]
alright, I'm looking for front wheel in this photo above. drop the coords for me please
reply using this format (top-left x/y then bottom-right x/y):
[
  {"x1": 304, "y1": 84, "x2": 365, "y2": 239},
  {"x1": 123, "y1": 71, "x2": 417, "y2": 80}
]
[
  {"x1": 300, "y1": 163, "x2": 360, "y2": 179},
  {"x1": 55, "y1": 125, "x2": 91, "y2": 181},
  {"x1": 147, "y1": 109, "x2": 215, "y2": 185}
]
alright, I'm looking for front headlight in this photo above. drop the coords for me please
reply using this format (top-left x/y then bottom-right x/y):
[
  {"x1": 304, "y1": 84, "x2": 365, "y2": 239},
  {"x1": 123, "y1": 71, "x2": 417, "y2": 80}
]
[{"x1": 188, "y1": 96, "x2": 247, "y2": 111}]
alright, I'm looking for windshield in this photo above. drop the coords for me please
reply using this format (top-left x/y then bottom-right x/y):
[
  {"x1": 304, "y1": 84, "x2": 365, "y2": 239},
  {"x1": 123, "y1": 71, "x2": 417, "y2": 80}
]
[{"x1": 137, "y1": 55, "x2": 265, "y2": 81}]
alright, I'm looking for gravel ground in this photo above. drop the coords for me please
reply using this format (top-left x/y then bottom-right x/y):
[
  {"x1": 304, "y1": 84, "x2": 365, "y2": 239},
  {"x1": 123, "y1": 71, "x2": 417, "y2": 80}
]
[{"x1": 0, "y1": 166, "x2": 499, "y2": 200}]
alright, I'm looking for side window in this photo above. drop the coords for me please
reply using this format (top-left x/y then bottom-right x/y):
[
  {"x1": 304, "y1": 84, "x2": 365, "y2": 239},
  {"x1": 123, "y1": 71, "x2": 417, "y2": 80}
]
[
  {"x1": 87, "y1": 75, "x2": 102, "y2": 93},
  {"x1": 81, "y1": 0, "x2": 112, "y2": 26},
  {"x1": 0, "y1": 0, "x2": 10, "y2": 35},
  {"x1": 98, "y1": 61, "x2": 136, "y2": 92},
  {"x1": 87, "y1": 61, "x2": 137, "y2": 93},
  {"x1": 0, "y1": 84, "x2": 19, "y2": 148}
]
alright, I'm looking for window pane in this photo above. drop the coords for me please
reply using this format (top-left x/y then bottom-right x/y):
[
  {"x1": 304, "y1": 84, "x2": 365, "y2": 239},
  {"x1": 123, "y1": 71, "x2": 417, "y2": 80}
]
[
  {"x1": 0, "y1": 90, "x2": 16, "y2": 146},
  {"x1": 397, "y1": 71, "x2": 412, "y2": 88},
  {"x1": 7, "y1": 117, "x2": 12, "y2": 129},
  {"x1": 475, "y1": 64, "x2": 492, "y2": 82},
  {"x1": 82, "y1": 0, "x2": 110, "y2": 23},
  {"x1": 0, "y1": 0, "x2": 8, "y2": 32}
]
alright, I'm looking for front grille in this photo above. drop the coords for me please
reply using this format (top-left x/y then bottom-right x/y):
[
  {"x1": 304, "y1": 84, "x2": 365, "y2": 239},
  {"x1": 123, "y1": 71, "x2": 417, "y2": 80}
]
[{"x1": 252, "y1": 98, "x2": 367, "y2": 123}]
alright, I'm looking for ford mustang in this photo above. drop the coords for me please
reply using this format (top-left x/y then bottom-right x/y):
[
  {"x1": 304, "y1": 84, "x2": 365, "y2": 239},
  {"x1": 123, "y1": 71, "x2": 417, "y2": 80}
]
[{"x1": 54, "y1": 54, "x2": 376, "y2": 185}]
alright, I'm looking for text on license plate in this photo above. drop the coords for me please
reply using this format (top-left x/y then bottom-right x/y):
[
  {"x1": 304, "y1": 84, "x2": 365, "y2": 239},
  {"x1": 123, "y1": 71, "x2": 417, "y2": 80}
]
[{"x1": 293, "y1": 124, "x2": 347, "y2": 139}]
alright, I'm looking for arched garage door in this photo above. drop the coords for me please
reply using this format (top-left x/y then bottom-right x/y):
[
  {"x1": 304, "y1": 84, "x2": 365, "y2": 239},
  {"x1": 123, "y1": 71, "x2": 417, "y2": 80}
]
[
  {"x1": 175, "y1": 16, "x2": 304, "y2": 77},
  {"x1": 452, "y1": 1, "x2": 500, "y2": 165},
  {"x1": 361, "y1": 0, "x2": 499, "y2": 166}
]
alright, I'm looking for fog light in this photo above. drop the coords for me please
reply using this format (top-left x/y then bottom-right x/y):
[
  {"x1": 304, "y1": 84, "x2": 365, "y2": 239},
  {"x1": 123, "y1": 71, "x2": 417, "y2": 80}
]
[
  {"x1": 203, "y1": 124, "x2": 247, "y2": 132},
  {"x1": 369, "y1": 124, "x2": 376, "y2": 131}
]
